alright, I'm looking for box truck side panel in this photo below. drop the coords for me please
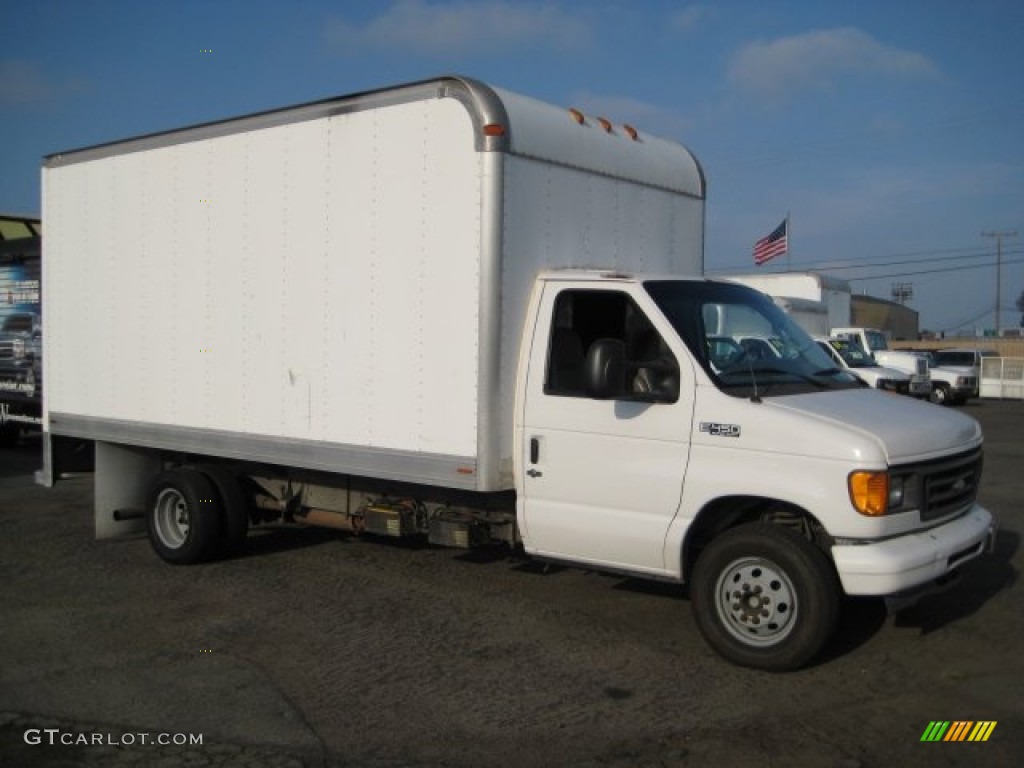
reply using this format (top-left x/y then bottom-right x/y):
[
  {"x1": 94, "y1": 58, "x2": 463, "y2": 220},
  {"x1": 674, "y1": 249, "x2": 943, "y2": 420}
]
[{"x1": 45, "y1": 95, "x2": 484, "y2": 483}]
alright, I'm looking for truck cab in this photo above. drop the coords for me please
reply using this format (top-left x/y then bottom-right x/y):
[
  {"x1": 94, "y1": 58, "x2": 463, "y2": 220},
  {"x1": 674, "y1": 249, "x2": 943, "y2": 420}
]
[{"x1": 519, "y1": 272, "x2": 994, "y2": 670}]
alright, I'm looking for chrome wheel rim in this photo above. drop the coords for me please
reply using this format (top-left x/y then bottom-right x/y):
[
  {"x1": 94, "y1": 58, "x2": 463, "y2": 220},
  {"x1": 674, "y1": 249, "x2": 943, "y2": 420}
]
[
  {"x1": 715, "y1": 557, "x2": 797, "y2": 647},
  {"x1": 153, "y1": 488, "x2": 190, "y2": 549}
]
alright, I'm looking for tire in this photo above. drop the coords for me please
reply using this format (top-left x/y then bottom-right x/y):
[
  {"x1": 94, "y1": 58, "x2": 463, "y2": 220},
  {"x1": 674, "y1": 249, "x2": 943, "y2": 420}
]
[
  {"x1": 196, "y1": 464, "x2": 250, "y2": 557},
  {"x1": 929, "y1": 383, "x2": 950, "y2": 406},
  {"x1": 146, "y1": 468, "x2": 223, "y2": 564},
  {"x1": 690, "y1": 522, "x2": 840, "y2": 671}
]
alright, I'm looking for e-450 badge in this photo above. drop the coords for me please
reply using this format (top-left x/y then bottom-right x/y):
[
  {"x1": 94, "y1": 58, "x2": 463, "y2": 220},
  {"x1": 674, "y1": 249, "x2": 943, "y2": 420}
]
[{"x1": 699, "y1": 422, "x2": 741, "y2": 438}]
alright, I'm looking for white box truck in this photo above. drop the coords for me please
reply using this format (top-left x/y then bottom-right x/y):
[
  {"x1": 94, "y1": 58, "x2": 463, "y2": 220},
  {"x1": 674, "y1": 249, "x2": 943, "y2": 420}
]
[
  {"x1": 42, "y1": 76, "x2": 995, "y2": 670},
  {"x1": 727, "y1": 272, "x2": 851, "y2": 337}
]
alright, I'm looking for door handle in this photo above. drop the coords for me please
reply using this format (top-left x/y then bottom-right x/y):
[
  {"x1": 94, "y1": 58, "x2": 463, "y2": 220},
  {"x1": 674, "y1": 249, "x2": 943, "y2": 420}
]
[{"x1": 527, "y1": 469, "x2": 543, "y2": 478}]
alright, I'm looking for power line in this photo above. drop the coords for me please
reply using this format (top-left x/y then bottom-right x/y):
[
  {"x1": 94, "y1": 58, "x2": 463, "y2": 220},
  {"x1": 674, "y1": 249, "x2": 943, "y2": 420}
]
[
  {"x1": 937, "y1": 304, "x2": 996, "y2": 333},
  {"x1": 799, "y1": 247, "x2": 1022, "y2": 273},
  {"x1": 845, "y1": 255, "x2": 1024, "y2": 281},
  {"x1": 709, "y1": 245, "x2": 1024, "y2": 275},
  {"x1": 710, "y1": 254, "x2": 1024, "y2": 282}
]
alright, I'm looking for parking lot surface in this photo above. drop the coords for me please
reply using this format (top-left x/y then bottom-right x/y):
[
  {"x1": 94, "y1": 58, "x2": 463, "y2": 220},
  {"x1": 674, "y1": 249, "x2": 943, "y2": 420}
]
[{"x1": 1, "y1": 400, "x2": 1022, "y2": 767}]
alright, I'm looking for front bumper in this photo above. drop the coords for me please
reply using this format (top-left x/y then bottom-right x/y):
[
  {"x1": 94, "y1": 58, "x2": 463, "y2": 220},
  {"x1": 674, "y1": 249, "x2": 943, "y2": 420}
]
[
  {"x1": 950, "y1": 384, "x2": 977, "y2": 399},
  {"x1": 908, "y1": 378, "x2": 931, "y2": 396},
  {"x1": 831, "y1": 505, "x2": 995, "y2": 595}
]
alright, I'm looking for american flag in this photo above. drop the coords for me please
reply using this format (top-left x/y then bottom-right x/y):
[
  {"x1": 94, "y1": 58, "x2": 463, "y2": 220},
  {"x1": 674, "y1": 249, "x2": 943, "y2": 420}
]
[{"x1": 753, "y1": 218, "x2": 788, "y2": 266}]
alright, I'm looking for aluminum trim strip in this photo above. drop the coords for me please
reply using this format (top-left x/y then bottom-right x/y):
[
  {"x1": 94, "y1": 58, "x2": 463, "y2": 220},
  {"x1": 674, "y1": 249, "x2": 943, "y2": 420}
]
[{"x1": 48, "y1": 413, "x2": 480, "y2": 490}]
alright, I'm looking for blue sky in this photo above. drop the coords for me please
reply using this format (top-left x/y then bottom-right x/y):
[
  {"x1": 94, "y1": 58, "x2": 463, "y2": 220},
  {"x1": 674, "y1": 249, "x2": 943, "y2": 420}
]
[{"x1": 2, "y1": 0, "x2": 1022, "y2": 333}]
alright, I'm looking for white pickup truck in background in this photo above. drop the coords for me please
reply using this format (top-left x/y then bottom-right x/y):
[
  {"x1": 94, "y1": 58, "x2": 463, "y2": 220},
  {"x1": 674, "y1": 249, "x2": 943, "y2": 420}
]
[
  {"x1": 815, "y1": 337, "x2": 912, "y2": 394},
  {"x1": 831, "y1": 327, "x2": 932, "y2": 398},
  {"x1": 913, "y1": 350, "x2": 980, "y2": 406}
]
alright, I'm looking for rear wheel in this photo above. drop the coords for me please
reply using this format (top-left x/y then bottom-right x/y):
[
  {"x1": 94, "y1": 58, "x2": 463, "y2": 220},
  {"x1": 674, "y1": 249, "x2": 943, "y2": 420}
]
[
  {"x1": 196, "y1": 464, "x2": 250, "y2": 557},
  {"x1": 691, "y1": 522, "x2": 839, "y2": 671},
  {"x1": 146, "y1": 468, "x2": 222, "y2": 564}
]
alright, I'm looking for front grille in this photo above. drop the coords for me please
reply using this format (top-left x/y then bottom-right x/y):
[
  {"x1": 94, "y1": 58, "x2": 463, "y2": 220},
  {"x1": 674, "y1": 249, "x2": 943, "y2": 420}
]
[
  {"x1": 916, "y1": 449, "x2": 983, "y2": 522},
  {"x1": 0, "y1": 341, "x2": 13, "y2": 360}
]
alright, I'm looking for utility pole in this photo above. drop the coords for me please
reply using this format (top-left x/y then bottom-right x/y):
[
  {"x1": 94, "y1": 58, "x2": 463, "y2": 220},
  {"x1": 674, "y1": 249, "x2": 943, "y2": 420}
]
[{"x1": 982, "y1": 230, "x2": 1018, "y2": 335}]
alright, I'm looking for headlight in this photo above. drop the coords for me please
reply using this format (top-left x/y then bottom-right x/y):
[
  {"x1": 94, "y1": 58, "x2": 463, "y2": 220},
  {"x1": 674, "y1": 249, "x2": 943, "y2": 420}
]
[
  {"x1": 848, "y1": 471, "x2": 888, "y2": 516},
  {"x1": 885, "y1": 472, "x2": 919, "y2": 513},
  {"x1": 12, "y1": 339, "x2": 25, "y2": 359},
  {"x1": 956, "y1": 377, "x2": 967, "y2": 387},
  {"x1": 888, "y1": 476, "x2": 904, "y2": 507}
]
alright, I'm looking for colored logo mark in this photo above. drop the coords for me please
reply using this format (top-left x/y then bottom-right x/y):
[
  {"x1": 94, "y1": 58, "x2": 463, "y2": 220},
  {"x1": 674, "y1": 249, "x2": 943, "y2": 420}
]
[{"x1": 921, "y1": 721, "x2": 997, "y2": 742}]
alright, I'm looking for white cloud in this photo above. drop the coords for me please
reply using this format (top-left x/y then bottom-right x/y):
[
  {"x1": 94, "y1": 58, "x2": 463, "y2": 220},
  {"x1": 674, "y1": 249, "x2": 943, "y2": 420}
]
[
  {"x1": 325, "y1": 0, "x2": 591, "y2": 55},
  {"x1": 0, "y1": 60, "x2": 57, "y2": 106},
  {"x1": 670, "y1": 5, "x2": 705, "y2": 32},
  {"x1": 570, "y1": 91, "x2": 693, "y2": 139},
  {"x1": 0, "y1": 60, "x2": 89, "y2": 109},
  {"x1": 728, "y1": 28, "x2": 936, "y2": 101}
]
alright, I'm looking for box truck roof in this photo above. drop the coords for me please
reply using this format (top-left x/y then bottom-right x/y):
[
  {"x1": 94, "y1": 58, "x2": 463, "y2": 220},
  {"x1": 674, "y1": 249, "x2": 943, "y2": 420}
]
[{"x1": 45, "y1": 75, "x2": 704, "y2": 200}]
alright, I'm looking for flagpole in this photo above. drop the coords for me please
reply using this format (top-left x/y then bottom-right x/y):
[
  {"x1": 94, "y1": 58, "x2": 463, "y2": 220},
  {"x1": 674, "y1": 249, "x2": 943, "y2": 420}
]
[{"x1": 785, "y1": 211, "x2": 791, "y2": 272}]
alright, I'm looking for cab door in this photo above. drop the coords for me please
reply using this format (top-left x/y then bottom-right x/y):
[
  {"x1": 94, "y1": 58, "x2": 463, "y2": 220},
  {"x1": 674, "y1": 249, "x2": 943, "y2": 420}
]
[{"x1": 518, "y1": 284, "x2": 694, "y2": 576}]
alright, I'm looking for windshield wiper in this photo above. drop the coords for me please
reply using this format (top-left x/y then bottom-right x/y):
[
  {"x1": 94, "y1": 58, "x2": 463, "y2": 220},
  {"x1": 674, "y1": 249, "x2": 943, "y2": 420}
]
[{"x1": 719, "y1": 365, "x2": 834, "y2": 390}]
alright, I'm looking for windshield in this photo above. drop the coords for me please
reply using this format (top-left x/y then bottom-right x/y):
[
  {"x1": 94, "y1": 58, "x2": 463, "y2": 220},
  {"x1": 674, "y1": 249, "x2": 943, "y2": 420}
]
[
  {"x1": 645, "y1": 280, "x2": 860, "y2": 398},
  {"x1": 825, "y1": 338, "x2": 877, "y2": 368},
  {"x1": 934, "y1": 351, "x2": 976, "y2": 367},
  {"x1": 864, "y1": 330, "x2": 889, "y2": 351}
]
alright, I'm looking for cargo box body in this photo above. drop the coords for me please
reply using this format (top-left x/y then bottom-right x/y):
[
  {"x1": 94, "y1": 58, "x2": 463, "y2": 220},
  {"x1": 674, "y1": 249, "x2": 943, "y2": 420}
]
[{"x1": 43, "y1": 76, "x2": 704, "y2": 492}]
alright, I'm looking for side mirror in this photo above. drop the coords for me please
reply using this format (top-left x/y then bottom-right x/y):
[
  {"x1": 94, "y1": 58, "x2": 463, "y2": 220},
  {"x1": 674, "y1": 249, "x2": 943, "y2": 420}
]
[{"x1": 585, "y1": 338, "x2": 626, "y2": 399}]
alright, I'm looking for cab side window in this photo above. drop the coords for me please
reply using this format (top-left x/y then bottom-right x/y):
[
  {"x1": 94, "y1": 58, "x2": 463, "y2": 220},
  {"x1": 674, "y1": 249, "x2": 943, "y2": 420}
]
[{"x1": 545, "y1": 290, "x2": 679, "y2": 403}]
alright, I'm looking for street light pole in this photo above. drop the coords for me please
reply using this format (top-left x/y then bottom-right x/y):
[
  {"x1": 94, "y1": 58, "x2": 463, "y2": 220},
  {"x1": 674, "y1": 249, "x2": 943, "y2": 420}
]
[{"x1": 982, "y1": 230, "x2": 1018, "y2": 335}]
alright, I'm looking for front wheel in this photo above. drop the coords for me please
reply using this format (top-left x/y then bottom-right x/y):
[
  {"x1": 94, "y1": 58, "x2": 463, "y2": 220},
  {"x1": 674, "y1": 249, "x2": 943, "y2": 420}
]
[
  {"x1": 929, "y1": 383, "x2": 950, "y2": 405},
  {"x1": 690, "y1": 522, "x2": 839, "y2": 671}
]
